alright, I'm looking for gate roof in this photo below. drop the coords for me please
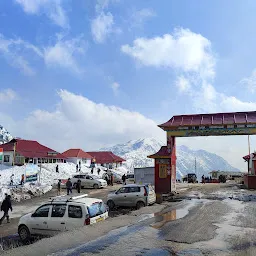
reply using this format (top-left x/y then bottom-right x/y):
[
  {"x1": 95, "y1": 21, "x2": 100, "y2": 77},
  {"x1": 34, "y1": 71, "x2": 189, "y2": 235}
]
[{"x1": 159, "y1": 111, "x2": 256, "y2": 130}]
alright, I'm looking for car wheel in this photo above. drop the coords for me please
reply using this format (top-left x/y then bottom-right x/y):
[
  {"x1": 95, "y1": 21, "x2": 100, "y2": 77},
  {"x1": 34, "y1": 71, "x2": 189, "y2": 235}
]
[
  {"x1": 93, "y1": 184, "x2": 99, "y2": 189},
  {"x1": 18, "y1": 225, "x2": 31, "y2": 243},
  {"x1": 136, "y1": 201, "x2": 145, "y2": 210},
  {"x1": 107, "y1": 200, "x2": 115, "y2": 210}
]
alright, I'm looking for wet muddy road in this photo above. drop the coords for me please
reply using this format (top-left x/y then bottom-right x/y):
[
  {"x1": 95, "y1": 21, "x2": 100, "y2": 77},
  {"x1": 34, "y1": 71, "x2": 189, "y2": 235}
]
[{"x1": 2, "y1": 184, "x2": 256, "y2": 256}]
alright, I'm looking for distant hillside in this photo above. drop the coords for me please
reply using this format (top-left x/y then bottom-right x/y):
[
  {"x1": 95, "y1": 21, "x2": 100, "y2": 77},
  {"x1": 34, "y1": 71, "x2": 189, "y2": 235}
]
[{"x1": 101, "y1": 138, "x2": 240, "y2": 179}]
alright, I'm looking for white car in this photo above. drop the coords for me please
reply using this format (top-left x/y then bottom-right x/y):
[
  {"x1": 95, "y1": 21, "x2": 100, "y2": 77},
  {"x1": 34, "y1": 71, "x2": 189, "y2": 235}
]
[
  {"x1": 18, "y1": 195, "x2": 108, "y2": 243},
  {"x1": 71, "y1": 174, "x2": 107, "y2": 189}
]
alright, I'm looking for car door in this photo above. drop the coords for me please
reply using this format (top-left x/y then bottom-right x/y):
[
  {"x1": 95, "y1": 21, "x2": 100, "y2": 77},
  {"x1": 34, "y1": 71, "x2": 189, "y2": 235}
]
[
  {"x1": 47, "y1": 204, "x2": 67, "y2": 235},
  {"x1": 126, "y1": 186, "x2": 141, "y2": 206},
  {"x1": 30, "y1": 204, "x2": 51, "y2": 236},
  {"x1": 87, "y1": 175, "x2": 95, "y2": 188},
  {"x1": 65, "y1": 204, "x2": 84, "y2": 231},
  {"x1": 114, "y1": 187, "x2": 130, "y2": 206}
]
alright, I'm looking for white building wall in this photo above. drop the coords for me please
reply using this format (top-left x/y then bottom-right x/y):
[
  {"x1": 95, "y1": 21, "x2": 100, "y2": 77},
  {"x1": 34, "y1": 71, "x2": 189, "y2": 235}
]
[
  {"x1": 66, "y1": 157, "x2": 91, "y2": 167},
  {"x1": 2, "y1": 151, "x2": 14, "y2": 166}
]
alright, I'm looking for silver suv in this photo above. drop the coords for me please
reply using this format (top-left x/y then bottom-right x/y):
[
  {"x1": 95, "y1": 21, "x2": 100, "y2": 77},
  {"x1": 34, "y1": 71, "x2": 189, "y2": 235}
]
[{"x1": 107, "y1": 184, "x2": 156, "y2": 210}]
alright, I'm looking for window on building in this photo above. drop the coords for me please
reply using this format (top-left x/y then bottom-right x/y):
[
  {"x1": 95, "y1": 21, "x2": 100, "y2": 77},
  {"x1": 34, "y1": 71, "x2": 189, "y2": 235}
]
[
  {"x1": 38, "y1": 158, "x2": 41, "y2": 164},
  {"x1": 4, "y1": 155, "x2": 10, "y2": 163},
  {"x1": 49, "y1": 159, "x2": 53, "y2": 163},
  {"x1": 53, "y1": 159, "x2": 56, "y2": 163}
]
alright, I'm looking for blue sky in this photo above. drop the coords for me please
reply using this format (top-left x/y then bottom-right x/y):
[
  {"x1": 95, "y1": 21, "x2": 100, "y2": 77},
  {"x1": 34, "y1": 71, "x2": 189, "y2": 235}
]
[{"x1": 1, "y1": 0, "x2": 256, "y2": 170}]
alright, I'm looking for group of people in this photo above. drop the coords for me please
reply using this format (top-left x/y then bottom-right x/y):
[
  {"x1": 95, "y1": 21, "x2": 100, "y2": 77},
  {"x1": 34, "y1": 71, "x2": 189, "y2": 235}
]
[
  {"x1": 57, "y1": 178, "x2": 82, "y2": 196},
  {"x1": 201, "y1": 175, "x2": 212, "y2": 184},
  {"x1": 0, "y1": 193, "x2": 12, "y2": 225}
]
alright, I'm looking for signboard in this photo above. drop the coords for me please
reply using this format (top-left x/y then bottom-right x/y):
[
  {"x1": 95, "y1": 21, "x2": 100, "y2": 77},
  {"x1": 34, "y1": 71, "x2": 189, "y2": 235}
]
[
  {"x1": 0, "y1": 148, "x2": 3, "y2": 162},
  {"x1": 159, "y1": 164, "x2": 167, "y2": 178},
  {"x1": 167, "y1": 127, "x2": 256, "y2": 137},
  {"x1": 25, "y1": 164, "x2": 38, "y2": 182}
]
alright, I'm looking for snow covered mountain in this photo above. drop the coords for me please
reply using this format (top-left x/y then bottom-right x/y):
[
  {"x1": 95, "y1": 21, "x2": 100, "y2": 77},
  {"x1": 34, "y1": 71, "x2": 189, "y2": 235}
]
[
  {"x1": 0, "y1": 125, "x2": 13, "y2": 144},
  {"x1": 101, "y1": 138, "x2": 240, "y2": 179}
]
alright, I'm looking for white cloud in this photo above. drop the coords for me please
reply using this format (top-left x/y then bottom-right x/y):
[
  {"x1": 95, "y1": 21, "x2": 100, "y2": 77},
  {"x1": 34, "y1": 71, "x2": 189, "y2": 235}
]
[
  {"x1": 176, "y1": 76, "x2": 191, "y2": 93},
  {"x1": 0, "y1": 33, "x2": 86, "y2": 75},
  {"x1": 15, "y1": 0, "x2": 68, "y2": 28},
  {"x1": 17, "y1": 90, "x2": 164, "y2": 151},
  {"x1": 43, "y1": 36, "x2": 87, "y2": 74},
  {"x1": 240, "y1": 69, "x2": 256, "y2": 93},
  {"x1": 91, "y1": 12, "x2": 114, "y2": 43},
  {"x1": 111, "y1": 82, "x2": 120, "y2": 95},
  {"x1": 121, "y1": 28, "x2": 215, "y2": 79},
  {"x1": 0, "y1": 34, "x2": 42, "y2": 75},
  {"x1": 0, "y1": 89, "x2": 17, "y2": 103},
  {"x1": 131, "y1": 8, "x2": 156, "y2": 28}
]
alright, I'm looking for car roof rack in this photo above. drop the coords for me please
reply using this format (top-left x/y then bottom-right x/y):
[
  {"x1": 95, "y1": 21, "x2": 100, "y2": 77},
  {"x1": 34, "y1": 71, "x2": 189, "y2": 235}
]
[{"x1": 48, "y1": 194, "x2": 88, "y2": 203}]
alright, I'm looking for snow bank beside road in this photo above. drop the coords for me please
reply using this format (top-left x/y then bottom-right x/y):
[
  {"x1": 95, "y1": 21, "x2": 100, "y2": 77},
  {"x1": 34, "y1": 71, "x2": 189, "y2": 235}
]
[{"x1": 0, "y1": 163, "x2": 129, "y2": 202}]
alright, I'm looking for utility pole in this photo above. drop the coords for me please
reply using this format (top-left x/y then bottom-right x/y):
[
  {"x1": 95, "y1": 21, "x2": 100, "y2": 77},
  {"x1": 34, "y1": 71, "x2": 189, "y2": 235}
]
[
  {"x1": 248, "y1": 135, "x2": 251, "y2": 156},
  {"x1": 195, "y1": 157, "x2": 197, "y2": 176}
]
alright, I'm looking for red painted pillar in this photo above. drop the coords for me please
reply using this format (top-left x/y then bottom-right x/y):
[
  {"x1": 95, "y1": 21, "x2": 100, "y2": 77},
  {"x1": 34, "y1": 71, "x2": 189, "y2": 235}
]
[{"x1": 167, "y1": 135, "x2": 176, "y2": 191}]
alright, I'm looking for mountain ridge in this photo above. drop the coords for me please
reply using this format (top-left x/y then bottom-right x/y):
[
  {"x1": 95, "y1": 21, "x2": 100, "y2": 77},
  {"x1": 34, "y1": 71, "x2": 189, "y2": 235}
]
[
  {"x1": 101, "y1": 138, "x2": 240, "y2": 178},
  {"x1": 0, "y1": 125, "x2": 13, "y2": 144}
]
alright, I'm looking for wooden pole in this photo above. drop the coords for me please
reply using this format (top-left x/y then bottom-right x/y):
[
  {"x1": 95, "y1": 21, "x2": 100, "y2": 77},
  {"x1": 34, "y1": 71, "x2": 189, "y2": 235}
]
[{"x1": 248, "y1": 135, "x2": 251, "y2": 156}]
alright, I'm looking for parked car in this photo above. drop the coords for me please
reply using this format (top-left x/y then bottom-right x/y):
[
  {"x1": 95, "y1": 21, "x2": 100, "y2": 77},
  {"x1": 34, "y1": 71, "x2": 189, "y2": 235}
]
[
  {"x1": 182, "y1": 173, "x2": 197, "y2": 183},
  {"x1": 126, "y1": 173, "x2": 135, "y2": 184},
  {"x1": 107, "y1": 184, "x2": 156, "y2": 210},
  {"x1": 18, "y1": 194, "x2": 108, "y2": 243},
  {"x1": 71, "y1": 174, "x2": 107, "y2": 189}
]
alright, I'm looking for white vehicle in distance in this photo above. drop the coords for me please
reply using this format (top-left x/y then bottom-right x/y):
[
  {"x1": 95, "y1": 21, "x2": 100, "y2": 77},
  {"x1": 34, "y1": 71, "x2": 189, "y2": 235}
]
[
  {"x1": 126, "y1": 173, "x2": 135, "y2": 184},
  {"x1": 107, "y1": 184, "x2": 156, "y2": 210},
  {"x1": 18, "y1": 194, "x2": 108, "y2": 243},
  {"x1": 71, "y1": 174, "x2": 107, "y2": 189}
]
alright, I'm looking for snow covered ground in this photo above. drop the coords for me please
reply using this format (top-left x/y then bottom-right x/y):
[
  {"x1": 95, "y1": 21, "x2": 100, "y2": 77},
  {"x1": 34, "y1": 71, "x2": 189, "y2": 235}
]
[{"x1": 0, "y1": 163, "x2": 128, "y2": 203}]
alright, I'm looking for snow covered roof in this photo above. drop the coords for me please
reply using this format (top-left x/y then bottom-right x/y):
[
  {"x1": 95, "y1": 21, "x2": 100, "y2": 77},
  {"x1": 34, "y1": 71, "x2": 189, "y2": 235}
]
[
  {"x1": 86, "y1": 151, "x2": 125, "y2": 164},
  {"x1": 159, "y1": 111, "x2": 256, "y2": 130},
  {"x1": 62, "y1": 149, "x2": 92, "y2": 159},
  {"x1": 1, "y1": 139, "x2": 66, "y2": 159}
]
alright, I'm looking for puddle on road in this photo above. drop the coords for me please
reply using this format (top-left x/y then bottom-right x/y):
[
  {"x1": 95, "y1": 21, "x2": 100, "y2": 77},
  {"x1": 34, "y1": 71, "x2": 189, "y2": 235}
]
[{"x1": 138, "y1": 199, "x2": 206, "y2": 229}]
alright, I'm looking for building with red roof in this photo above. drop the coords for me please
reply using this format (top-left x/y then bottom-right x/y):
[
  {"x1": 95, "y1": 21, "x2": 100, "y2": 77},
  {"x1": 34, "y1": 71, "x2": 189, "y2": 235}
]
[
  {"x1": 62, "y1": 149, "x2": 92, "y2": 167},
  {"x1": 86, "y1": 151, "x2": 126, "y2": 169},
  {"x1": 1, "y1": 138, "x2": 66, "y2": 166}
]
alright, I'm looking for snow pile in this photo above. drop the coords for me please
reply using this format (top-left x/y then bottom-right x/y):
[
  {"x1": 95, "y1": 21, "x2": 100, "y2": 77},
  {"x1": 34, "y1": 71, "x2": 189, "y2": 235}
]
[{"x1": 0, "y1": 162, "x2": 129, "y2": 202}]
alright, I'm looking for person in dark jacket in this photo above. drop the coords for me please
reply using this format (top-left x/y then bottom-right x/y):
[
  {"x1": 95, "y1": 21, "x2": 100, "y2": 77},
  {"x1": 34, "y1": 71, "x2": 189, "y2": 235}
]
[
  {"x1": 122, "y1": 174, "x2": 126, "y2": 185},
  {"x1": 0, "y1": 194, "x2": 12, "y2": 225},
  {"x1": 56, "y1": 165, "x2": 59, "y2": 173},
  {"x1": 66, "y1": 178, "x2": 72, "y2": 195},
  {"x1": 76, "y1": 164, "x2": 79, "y2": 172},
  {"x1": 97, "y1": 169, "x2": 100, "y2": 175},
  {"x1": 110, "y1": 173, "x2": 114, "y2": 186},
  {"x1": 57, "y1": 179, "x2": 61, "y2": 196},
  {"x1": 77, "y1": 179, "x2": 82, "y2": 193}
]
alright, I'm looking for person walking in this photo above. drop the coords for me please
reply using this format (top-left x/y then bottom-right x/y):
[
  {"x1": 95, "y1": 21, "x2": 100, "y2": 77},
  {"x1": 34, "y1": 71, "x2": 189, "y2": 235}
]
[
  {"x1": 79, "y1": 161, "x2": 81, "y2": 169},
  {"x1": 56, "y1": 165, "x2": 59, "y2": 173},
  {"x1": 201, "y1": 175, "x2": 205, "y2": 184},
  {"x1": 77, "y1": 179, "x2": 82, "y2": 193},
  {"x1": 66, "y1": 178, "x2": 72, "y2": 195},
  {"x1": 110, "y1": 173, "x2": 114, "y2": 186},
  {"x1": 91, "y1": 168, "x2": 94, "y2": 174},
  {"x1": 122, "y1": 174, "x2": 126, "y2": 185},
  {"x1": 76, "y1": 164, "x2": 79, "y2": 172},
  {"x1": 57, "y1": 179, "x2": 61, "y2": 196},
  {"x1": 0, "y1": 194, "x2": 12, "y2": 225},
  {"x1": 20, "y1": 174, "x2": 25, "y2": 185},
  {"x1": 10, "y1": 174, "x2": 14, "y2": 186},
  {"x1": 97, "y1": 169, "x2": 100, "y2": 176}
]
